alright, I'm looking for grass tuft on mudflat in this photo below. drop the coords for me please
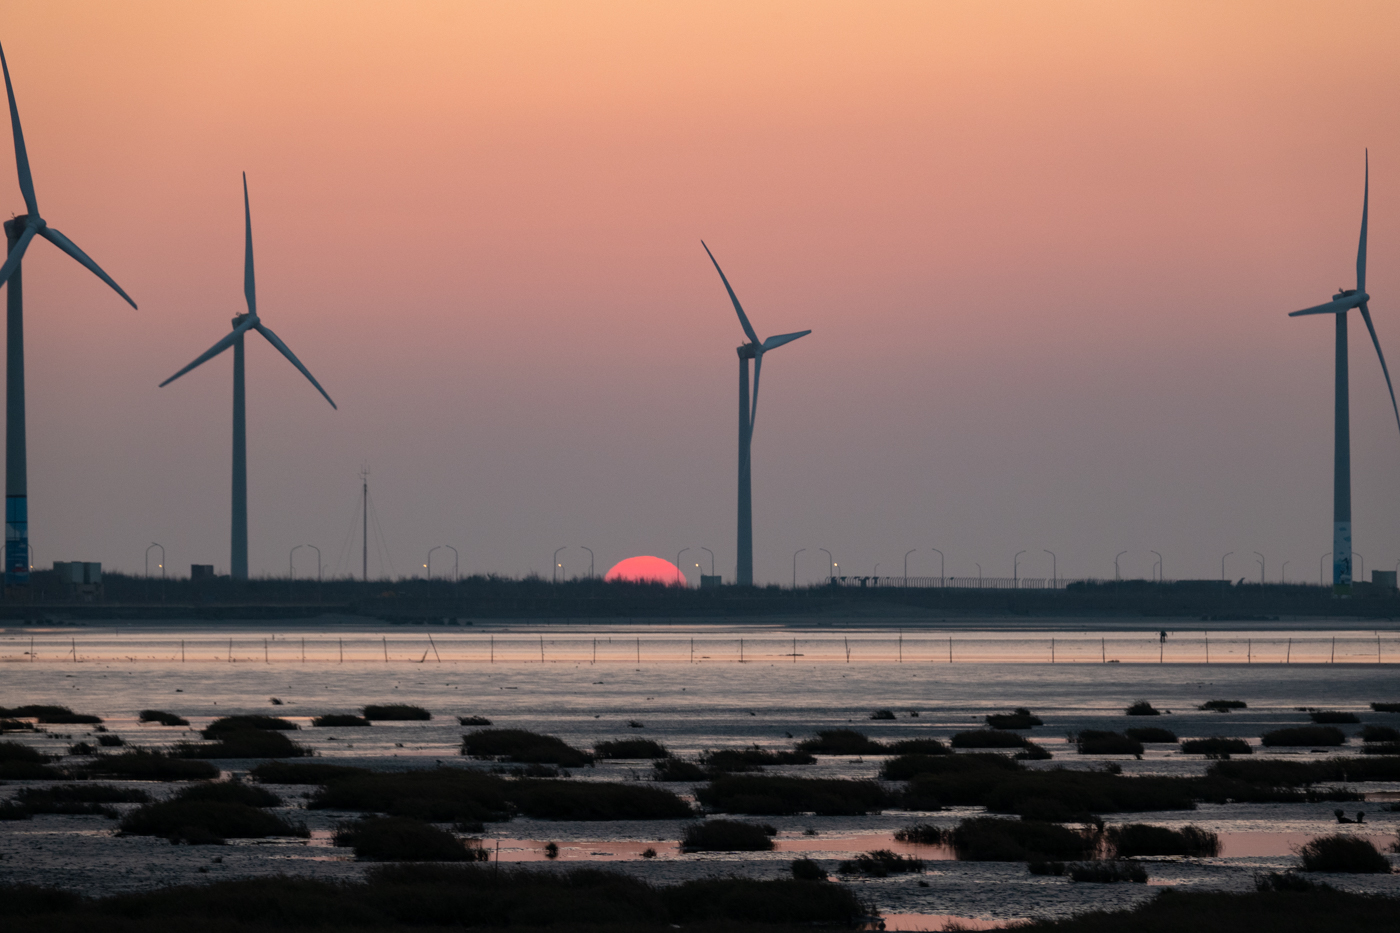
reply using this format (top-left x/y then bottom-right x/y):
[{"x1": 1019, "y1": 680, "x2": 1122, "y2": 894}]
[
  {"x1": 312, "y1": 714, "x2": 370, "y2": 727},
  {"x1": 1106, "y1": 824, "x2": 1219, "y2": 857},
  {"x1": 202, "y1": 716, "x2": 297, "y2": 736},
  {"x1": 986, "y1": 708, "x2": 1043, "y2": 729},
  {"x1": 1260, "y1": 726, "x2": 1347, "y2": 747},
  {"x1": 1125, "y1": 700, "x2": 1161, "y2": 716},
  {"x1": 698, "y1": 774, "x2": 889, "y2": 815},
  {"x1": 1199, "y1": 700, "x2": 1247, "y2": 712},
  {"x1": 0, "y1": 705, "x2": 101, "y2": 724},
  {"x1": 838, "y1": 849, "x2": 924, "y2": 876},
  {"x1": 177, "y1": 729, "x2": 312, "y2": 759},
  {"x1": 462, "y1": 729, "x2": 593, "y2": 767},
  {"x1": 1296, "y1": 834, "x2": 1391, "y2": 873},
  {"x1": 1181, "y1": 737, "x2": 1252, "y2": 757},
  {"x1": 946, "y1": 817, "x2": 1097, "y2": 862},
  {"x1": 794, "y1": 729, "x2": 884, "y2": 755},
  {"x1": 138, "y1": 710, "x2": 189, "y2": 726},
  {"x1": 1069, "y1": 860, "x2": 1147, "y2": 883},
  {"x1": 653, "y1": 758, "x2": 708, "y2": 781},
  {"x1": 1075, "y1": 730, "x2": 1144, "y2": 756},
  {"x1": 363, "y1": 705, "x2": 432, "y2": 721},
  {"x1": 334, "y1": 816, "x2": 488, "y2": 861},
  {"x1": 594, "y1": 738, "x2": 670, "y2": 759},
  {"x1": 680, "y1": 819, "x2": 775, "y2": 852},
  {"x1": 1012, "y1": 887, "x2": 1400, "y2": 931},
  {"x1": 250, "y1": 761, "x2": 369, "y2": 784},
  {"x1": 1309, "y1": 711, "x2": 1360, "y2": 724},
  {"x1": 83, "y1": 749, "x2": 218, "y2": 781},
  {"x1": 701, "y1": 746, "x2": 815, "y2": 771},
  {"x1": 119, "y1": 799, "x2": 307, "y2": 844}
]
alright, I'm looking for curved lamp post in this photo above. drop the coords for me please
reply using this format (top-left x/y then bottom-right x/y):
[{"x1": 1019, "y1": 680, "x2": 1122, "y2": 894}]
[
  {"x1": 427, "y1": 546, "x2": 440, "y2": 579},
  {"x1": 1150, "y1": 550, "x2": 1163, "y2": 583},
  {"x1": 1281, "y1": 560, "x2": 1289, "y2": 584},
  {"x1": 1043, "y1": 549, "x2": 1056, "y2": 588},
  {"x1": 1222, "y1": 551, "x2": 1233, "y2": 581},
  {"x1": 903, "y1": 548, "x2": 917, "y2": 585},
  {"x1": 676, "y1": 547, "x2": 690, "y2": 586},
  {"x1": 290, "y1": 544, "x2": 302, "y2": 579},
  {"x1": 700, "y1": 547, "x2": 714, "y2": 578},
  {"x1": 792, "y1": 548, "x2": 805, "y2": 589},
  {"x1": 553, "y1": 547, "x2": 565, "y2": 583},
  {"x1": 444, "y1": 545, "x2": 458, "y2": 582},
  {"x1": 579, "y1": 546, "x2": 593, "y2": 579},
  {"x1": 1013, "y1": 550, "x2": 1025, "y2": 587},
  {"x1": 1115, "y1": 551, "x2": 1127, "y2": 581},
  {"x1": 819, "y1": 548, "x2": 834, "y2": 582},
  {"x1": 930, "y1": 547, "x2": 944, "y2": 586},
  {"x1": 1254, "y1": 551, "x2": 1265, "y2": 585},
  {"x1": 1320, "y1": 551, "x2": 1331, "y2": 586}
]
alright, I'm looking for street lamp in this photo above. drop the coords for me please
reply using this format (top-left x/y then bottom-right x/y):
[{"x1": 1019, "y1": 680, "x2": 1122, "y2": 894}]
[
  {"x1": 553, "y1": 547, "x2": 565, "y2": 583},
  {"x1": 930, "y1": 547, "x2": 945, "y2": 586},
  {"x1": 444, "y1": 545, "x2": 458, "y2": 582},
  {"x1": 427, "y1": 546, "x2": 440, "y2": 579},
  {"x1": 305, "y1": 545, "x2": 321, "y2": 587},
  {"x1": 903, "y1": 548, "x2": 916, "y2": 585},
  {"x1": 579, "y1": 546, "x2": 593, "y2": 579},
  {"x1": 1115, "y1": 551, "x2": 1127, "y2": 581},
  {"x1": 1320, "y1": 552, "x2": 1330, "y2": 586},
  {"x1": 1355, "y1": 551, "x2": 1365, "y2": 581},
  {"x1": 146, "y1": 542, "x2": 165, "y2": 601},
  {"x1": 793, "y1": 548, "x2": 805, "y2": 589},
  {"x1": 1222, "y1": 551, "x2": 1233, "y2": 582},
  {"x1": 1013, "y1": 550, "x2": 1025, "y2": 587},
  {"x1": 290, "y1": 544, "x2": 303, "y2": 580},
  {"x1": 819, "y1": 548, "x2": 834, "y2": 581},
  {"x1": 1043, "y1": 549, "x2": 1056, "y2": 588},
  {"x1": 1281, "y1": 560, "x2": 1289, "y2": 584},
  {"x1": 676, "y1": 548, "x2": 690, "y2": 586},
  {"x1": 1150, "y1": 551, "x2": 1163, "y2": 583},
  {"x1": 975, "y1": 563, "x2": 982, "y2": 587},
  {"x1": 1254, "y1": 551, "x2": 1265, "y2": 585},
  {"x1": 700, "y1": 547, "x2": 714, "y2": 578}
]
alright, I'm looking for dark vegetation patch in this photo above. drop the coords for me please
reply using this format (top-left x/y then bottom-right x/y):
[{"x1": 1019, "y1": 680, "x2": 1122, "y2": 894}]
[
  {"x1": 945, "y1": 817, "x2": 1097, "y2": 861},
  {"x1": 1360, "y1": 725, "x2": 1400, "y2": 743},
  {"x1": 1106, "y1": 824, "x2": 1220, "y2": 857},
  {"x1": 175, "y1": 782, "x2": 281, "y2": 807},
  {"x1": 1297, "y1": 834, "x2": 1391, "y2": 873},
  {"x1": 790, "y1": 858, "x2": 825, "y2": 881},
  {"x1": 96, "y1": 734, "x2": 124, "y2": 747},
  {"x1": 1362, "y1": 743, "x2": 1400, "y2": 755},
  {"x1": 0, "y1": 868, "x2": 869, "y2": 930},
  {"x1": 1125, "y1": 701, "x2": 1161, "y2": 716},
  {"x1": 887, "y1": 738, "x2": 950, "y2": 755},
  {"x1": 177, "y1": 729, "x2": 311, "y2": 759},
  {"x1": 0, "y1": 739, "x2": 52, "y2": 779},
  {"x1": 1199, "y1": 700, "x2": 1247, "y2": 712},
  {"x1": 310, "y1": 768, "x2": 512, "y2": 823},
  {"x1": 680, "y1": 819, "x2": 775, "y2": 852},
  {"x1": 905, "y1": 757, "x2": 1197, "y2": 815},
  {"x1": 82, "y1": 749, "x2": 218, "y2": 781},
  {"x1": 457, "y1": 716, "x2": 492, "y2": 726},
  {"x1": 653, "y1": 758, "x2": 708, "y2": 781},
  {"x1": 1208, "y1": 757, "x2": 1400, "y2": 786},
  {"x1": 594, "y1": 739, "x2": 670, "y2": 759},
  {"x1": 1070, "y1": 860, "x2": 1147, "y2": 883},
  {"x1": 138, "y1": 710, "x2": 189, "y2": 727},
  {"x1": 894, "y1": 823, "x2": 943, "y2": 844},
  {"x1": 462, "y1": 729, "x2": 593, "y2": 767},
  {"x1": 883, "y1": 752, "x2": 1017, "y2": 782},
  {"x1": 986, "y1": 708, "x2": 1043, "y2": 729},
  {"x1": 838, "y1": 850, "x2": 924, "y2": 876},
  {"x1": 1371, "y1": 702, "x2": 1400, "y2": 713},
  {"x1": 201, "y1": 716, "x2": 297, "y2": 736},
  {"x1": 1124, "y1": 727, "x2": 1177, "y2": 743},
  {"x1": 1309, "y1": 711, "x2": 1360, "y2": 724},
  {"x1": 251, "y1": 762, "x2": 369, "y2": 784},
  {"x1": 794, "y1": 729, "x2": 884, "y2": 755},
  {"x1": 1181, "y1": 737, "x2": 1252, "y2": 757},
  {"x1": 698, "y1": 774, "x2": 889, "y2": 815},
  {"x1": 311, "y1": 714, "x2": 369, "y2": 728},
  {"x1": 951, "y1": 729, "x2": 1032, "y2": 749},
  {"x1": 119, "y1": 799, "x2": 307, "y2": 844},
  {"x1": 870, "y1": 709, "x2": 896, "y2": 720},
  {"x1": 1012, "y1": 887, "x2": 1400, "y2": 932},
  {"x1": 1016, "y1": 743, "x2": 1054, "y2": 761},
  {"x1": 0, "y1": 705, "x2": 102, "y2": 724},
  {"x1": 334, "y1": 816, "x2": 488, "y2": 861},
  {"x1": 363, "y1": 705, "x2": 431, "y2": 721},
  {"x1": 14, "y1": 784, "x2": 149, "y2": 817},
  {"x1": 1075, "y1": 731, "x2": 1144, "y2": 756},
  {"x1": 1028, "y1": 860, "x2": 1065, "y2": 875},
  {"x1": 0, "y1": 800, "x2": 29, "y2": 819},
  {"x1": 701, "y1": 747, "x2": 815, "y2": 771},
  {"x1": 508, "y1": 779, "x2": 692, "y2": 820},
  {"x1": 1260, "y1": 726, "x2": 1347, "y2": 747},
  {"x1": 1255, "y1": 871, "x2": 1330, "y2": 893}
]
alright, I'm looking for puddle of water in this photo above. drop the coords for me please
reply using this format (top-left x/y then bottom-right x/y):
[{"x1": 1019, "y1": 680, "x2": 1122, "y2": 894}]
[{"x1": 1219, "y1": 831, "x2": 1396, "y2": 857}]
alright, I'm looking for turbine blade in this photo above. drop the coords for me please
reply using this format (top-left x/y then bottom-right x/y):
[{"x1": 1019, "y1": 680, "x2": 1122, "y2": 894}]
[
  {"x1": 1358, "y1": 150, "x2": 1368, "y2": 295},
  {"x1": 1359, "y1": 301, "x2": 1400, "y2": 437},
  {"x1": 0, "y1": 42, "x2": 36, "y2": 217},
  {"x1": 761, "y1": 329, "x2": 812, "y2": 351},
  {"x1": 1289, "y1": 295, "x2": 1364, "y2": 317},
  {"x1": 158, "y1": 318, "x2": 254, "y2": 388},
  {"x1": 38, "y1": 226, "x2": 137, "y2": 309},
  {"x1": 701, "y1": 241, "x2": 760, "y2": 346},
  {"x1": 242, "y1": 172, "x2": 256, "y2": 317},
  {"x1": 0, "y1": 221, "x2": 38, "y2": 287},
  {"x1": 253, "y1": 322, "x2": 337, "y2": 409}
]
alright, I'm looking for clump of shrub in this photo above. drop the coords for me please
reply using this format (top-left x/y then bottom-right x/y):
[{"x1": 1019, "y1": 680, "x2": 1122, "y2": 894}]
[
  {"x1": 1070, "y1": 860, "x2": 1147, "y2": 883},
  {"x1": 1015, "y1": 743, "x2": 1053, "y2": 761},
  {"x1": 139, "y1": 710, "x2": 189, "y2": 726},
  {"x1": 1181, "y1": 737, "x2": 1252, "y2": 758},
  {"x1": 1199, "y1": 700, "x2": 1247, "y2": 712},
  {"x1": 120, "y1": 797, "x2": 307, "y2": 844},
  {"x1": 96, "y1": 734, "x2": 124, "y2": 747},
  {"x1": 508, "y1": 779, "x2": 692, "y2": 820},
  {"x1": 870, "y1": 709, "x2": 896, "y2": 720},
  {"x1": 1371, "y1": 702, "x2": 1400, "y2": 713},
  {"x1": 888, "y1": 738, "x2": 950, "y2": 755},
  {"x1": 1261, "y1": 726, "x2": 1346, "y2": 747},
  {"x1": 838, "y1": 850, "x2": 924, "y2": 876},
  {"x1": 907, "y1": 758, "x2": 1199, "y2": 814},
  {"x1": 178, "y1": 729, "x2": 311, "y2": 759},
  {"x1": 698, "y1": 775, "x2": 889, "y2": 815},
  {"x1": 1207, "y1": 757, "x2": 1400, "y2": 786},
  {"x1": 1124, "y1": 727, "x2": 1177, "y2": 743},
  {"x1": 15, "y1": 784, "x2": 149, "y2": 817},
  {"x1": 1362, "y1": 743, "x2": 1400, "y2": 756},
  {"x1": 883, "y1": 752, "x2": 1017, "y2": 781},
  {"x1": 0, "y1": 704, "x2": 102, "y2": 724},
  {"x1": 334, "y1": 816, "x2": 488, "y2": 861},
  {"x1": 251, "y1": 762, "x2": 369, "y2": 784},
  {"x1": 0, "y1": 718, "x2": 34, "y2": 732},
  {"x1": 80, "y1": 749, "x2": 216, "y2": 781},
  {"x1": 1075, "y1": 730, "x2": 1144, "y2": 756},
  {"x1": 987, "y1": 708, "x2": 1043, "y2": 729},
  {"x1": 1255, "y1": 870, "x2": 1331, "y2": 892},
  {"x1": 310, "y1": 768, "x2": 512, "y2": 823},
  {"x1": 0, "y1": 740, "x2": 53, "y2": 779},
  {"x1": 680, "y1": 819, "x2": 775, "y2": 852},
  {"x1": 1106, "y1": 824, "x2": 1220, "y2": 857},
  {"x1": 457, "y1": 716, "x2": 491, "y2": 726},
  {"x1": 176, "y1": 782, "x2": 281, "y2": 808},
  {"x1": 653, "y1": 758, "x2": 708, "y2": 782},
  {"x1": 462, "y1": 729, "x2": 593, "y2": 767},
  {"x1": 363, "y1": 705, "x2": 431, "y2": 721},
  {"x1": 1027, "y1": 860, "x2": 1065, "y2": 875},
  {"x1": 791, "y1": 858, "x2": 826, "y2": 881},
  {"x1": 946, "y1": 817, "x2": 1098, "y2": 862},
  {"x1": 701, "y1": 746, "x2": 815, "y2": 771},
  {"x1": 794, "y1": 729, "x2": 884, "y2": 755},
  {"x1": 595, "y1": 738, "x2": 670, "y2": 759},
  {"x1": 1310, "y1": 711, "x2": 1360, "y2": 724},
  {"x1": 1361, "y1": 725, "x2": 1400, "y2": 743},
  {"x1": 312, "y1": 714, "x2": 369, "y2": 728},
  {"x1": 1296, "y1": 834, "x2": 1392, "y2": 873},
  {"x1": 202, "y1": 716, "x2": 297, "y2": 736},
  {"x1": 1125, "y1": 701, "x2": 1160, "y2": 716},
  {"x1": 952, "y1": 729, "x2": 1032, "y2": 749},
  {"x1": 894, "y1": 823, "x2": 945, "y2": 844}
]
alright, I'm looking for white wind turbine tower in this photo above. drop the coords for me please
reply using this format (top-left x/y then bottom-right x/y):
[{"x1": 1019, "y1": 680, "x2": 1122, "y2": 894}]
[
  {"x1": 160, "y1": 174, "x2": 336, "y2": 580},
  {"x1": 1288, "y1": 151, "x2": 1400, "y2": 588},
  {"x1": 0, "y1": 41, "x2": 136, "y2": 588},
  {"x1": 702, "y1": 242, "x2": 810, "y2": 586}
]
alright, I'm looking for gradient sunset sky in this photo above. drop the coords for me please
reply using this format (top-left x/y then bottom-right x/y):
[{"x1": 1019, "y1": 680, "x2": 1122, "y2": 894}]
[{"x1": 6, "y1": 1, "x2": 1400, "y2": 584}]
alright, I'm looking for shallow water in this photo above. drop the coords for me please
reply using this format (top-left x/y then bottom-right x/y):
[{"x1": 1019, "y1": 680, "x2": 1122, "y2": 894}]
[{"x1": 1, "y1": 620, "x2": 1398, "y2": 924}]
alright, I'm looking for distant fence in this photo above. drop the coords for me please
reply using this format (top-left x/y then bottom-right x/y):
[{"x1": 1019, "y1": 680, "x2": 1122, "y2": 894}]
[{"x1": 830, "y1": 576, "x2": 1093, "y2": 590}]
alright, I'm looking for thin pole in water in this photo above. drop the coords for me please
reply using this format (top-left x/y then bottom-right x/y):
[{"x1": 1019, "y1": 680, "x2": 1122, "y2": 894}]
[
  {"x1": 636, "y1": 637, "x2": 640, "y2": 665},
  {"x1": 72, "y1": 637, "x2": 77, "y2": 662},
  {"x1": 1101, "y1": 637, "x2": 1105, "y2": 663},
  {"x1": 592, "y1": 638, "x2": 597, "y2": 665},
  {"x1": 1287, "y1": 638, "x2": 1292, "y2": 663},
  {"x1": 540, "y1": 635, "x2": 545, "y2": 664},
  {"x1": 301, "y1": 638, "x2": 306, "y2": 664},
  {"x1": 793, "y1": 637, "x2": 797, "y2": 663},
  {"x1": 1331, "y1": 636, "x2": 1336, "y2": 663},
  {"x1": 1051, "y1": 638, "x2": 1055, "y2": 664},
  {"x1": 264, "y1": 639, "x2": 268, "y2": 664},
  {"x1": 739, "y1": 638, "x2": 744, "y2": 663},
  {"x1": 228, "y1": 638, "x2": 232, "y2": 663},
  {"x1": 1205, "y1": 632, "x2": 1209, "y2": 665},
  {"x1": 339, "y1": 638, "x2": 343, "y2": 663},
  {"x1": 1247, "y1": 639, "x2": 1251, "y2": 664},
  {"x1": 949, "y1": 637, "x2": 952, "y2": 664},
  {"x1": 844, "y1": 637, "x2": 850, "y2": 663},
  {"x1": 898, "y1": 631, "x2": 903, "y2": 663},
  {"x1": 181, "y1": 639, "x2": 185, "y2": 663},
  {"x1": 690, "y1": 637, "x2": 694, "y2": 664},
  {"x1": 1378, "y1": 632, "x2": 1383, "y2": 663},
  {"x1": 383, "y1": 637, "x2": 388, "y2": 663},
  {"x1": 29, "y1": 635, "x2": 33, "y2": 662},
  {"x1": 429, "y1": 635, "x2": 441, "y2": 662}
]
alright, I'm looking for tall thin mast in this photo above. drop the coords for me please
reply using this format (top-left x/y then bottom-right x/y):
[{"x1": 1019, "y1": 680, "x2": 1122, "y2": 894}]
[{"x1": 361, "y1": 466, "x2": 369, "y2": 582}]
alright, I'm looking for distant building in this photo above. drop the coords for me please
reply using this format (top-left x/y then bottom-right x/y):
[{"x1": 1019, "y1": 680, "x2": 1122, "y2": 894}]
[
  {"x1": 1374, "y1": 570, "x2": 1397, "y2": 590},
  {"x1": 52, "y1": 561, "x2": 102, "y2": 601},
  {"x1": 700, "y1": 574, "x2": 722, "y2": 589},
  {"x1": 190, "y1": 564, "x2": 215, "y2": 580}
]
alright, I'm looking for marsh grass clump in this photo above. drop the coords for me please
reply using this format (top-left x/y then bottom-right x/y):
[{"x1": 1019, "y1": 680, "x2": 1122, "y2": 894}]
[
  {"x1": 0, "y1": 800, "x2": 30, "y2": 820},
  {"x1": 888, "y1": 738, "x2": 950, "y2": 755},
  {"x1": 1016, "y1": 743, "x2": 1054, "y2": 761},
  {"x1": 701, "y1": 746, "x2": 816, "y2": 771},
  {"x1": 202, "y1": 716, "x2": 297, "y2": 736},
  {"x1": 0, "y1": 719, "x2": 34, "y2": 733},
  {"x1": 1371, "y1": 702, "x2": 1400, "y2": 713},
  {"x1": 1199, "y1": 700, "x2": 1247, "y2": 712},
  {"x1": 894, "y1": 823, "x2": 946, "y2": 844},
  {"x1": 838, "y1": 849, "x2": 924, "y2": 876},
  {"x1": 0, "y1": 739, "x2": 49, "y2": 766},
  {"x1": 95, "y1": 734, "x2": 124, "y2": 747},
  {"x1": 680, "y1": 819, "x2": 776, "y2": 851},
  {"x1": 698, "y1": 774, "x2": 889, "y2": 815},
  {"x1": 508, "y1": 779, "x2": 692, "y2": 820},
  {"x1": 794, "y1": 729, "x2": 885, "y2": 755},
  {"x1": 462, "y1": 729, "x2": 593, "y2": 766},
  {"x1": 1181, "y1": 737, "x2": 1252, "y2": 758},
  {"x1": 16, "y1": 784, "x2": 149, "y2": 816},
  {"x1": 947, "y1": 817, "x2": 1098, "y2": 862},
  {"x1": 1297, "y1": 834, "x2": 1391, "y2": 873},
  {"x1": 1361, "y1": 743, "x2": 1400, "y2": 756},
  {"x1": 987, "y1": 708, "x2": 1043, "y2": 730},
  {"x1": 334, "y1": 816, "x2": 488, "y2": 861},
  {"x1": 1027, "y1": 860, "x2": 1065, "y2": 875},
  {"x1": 1125, "y1": 701, "x2": 1161, "y2": 716},
  {"x1": 791, "y1": 857, "x2": 826, "y2": 881},
  {"x1": 1361, "y1": 725, "x2": 1400, "y2": 743},
  {"x1": 1124, "y1": 727, "x2": 1177, "y2": 743},
  {"x1": 908, "y1": 760, "x2": 1198, "y2": 814},
  {"x1": 883, "y1": 752, "x2": 1018, "y2": 781},
  {"x1": 138, "y1": 710, "x2": 189, "y2": 727},
  {"x1": 1206, "y1": 757, "x2": 1400, "y2": 787},
  {"x1": 312, "y1": 714, "x2": 369, "y2": 728},
  {"x1": 1310, "y1": 711, "x2": 1361, "y2": 724},
  {"x1": 594, "y1": 738, "x2": 670, "y2": 759},
  {"x1": 1261, "y1": 726, "x2": 1347, "y2": 747},
  {"x1": 1254, "y1": 870, "x2": 1331, "y2": 892},
  {"x1": 82, "y1": 749, "x2": 218, "y2": 781},
  {"x1": 1069, "y1": 860, "x2": 1147, "y2": 883},
  {"x1": 870, "y1": 709, "x2": 896, "y2": 720},
  {"x1": 120, "y1": 798, "x2": 308, "y2": 844},
  {"x1": 0, "y1": 705, "x2": 102, "y2": 724},
  {"x1": 457, "y1": 715, "x2": 491, "y2": 726},
  {"x1": 309, "y1": 768, "x2": 513, "y2": 823},
  {"x1": 363, "y1": 705, "x2": 431, "y2": 721},
  {"x1": 652, "y1": 758, "x2": 708, "y2": 781},
  {"x1": 178, "y1": 729, "x2": 312, "y2": 759},
  {"x1": 250, "y1": 762, "x2": 369, "y2": 784},
  {"x1": 1106, "y1": 824, "x2": 1220, "y2": 857},
  {"x1": 176, "y1": 782, "x2": 280, "y2": 808},
  {"x1": 952, "y1": 729, "x2": 1032, "y2": 749},
  {"x1": 1075, "y1": 730, "x2": 1144, "y2": 756}
]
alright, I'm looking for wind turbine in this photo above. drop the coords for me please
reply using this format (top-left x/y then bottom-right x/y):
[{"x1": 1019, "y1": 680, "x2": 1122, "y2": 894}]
[
  {"x1": 0, "y1": 42, "x2": 136, "y2": 588},
  {"x1": 1288, "y1": 151, "x2": 1400, "y2": 589},
  {"x1": 160, "y1": 174, "x2": 336, "y2": 580},
  {"x1": 702, "y1": 242, "x2": 810, "y2": 586}
]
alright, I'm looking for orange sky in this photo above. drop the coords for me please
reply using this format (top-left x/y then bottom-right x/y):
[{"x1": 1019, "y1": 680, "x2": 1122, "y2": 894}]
[{"x1": 4, "y1": 1, "x2": 1400, "y2": 582}]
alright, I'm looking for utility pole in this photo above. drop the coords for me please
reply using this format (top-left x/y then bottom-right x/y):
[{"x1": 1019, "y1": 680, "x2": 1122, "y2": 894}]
[{"x1": 361, "y1": 465, "x2": 369, "y2": 582}]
